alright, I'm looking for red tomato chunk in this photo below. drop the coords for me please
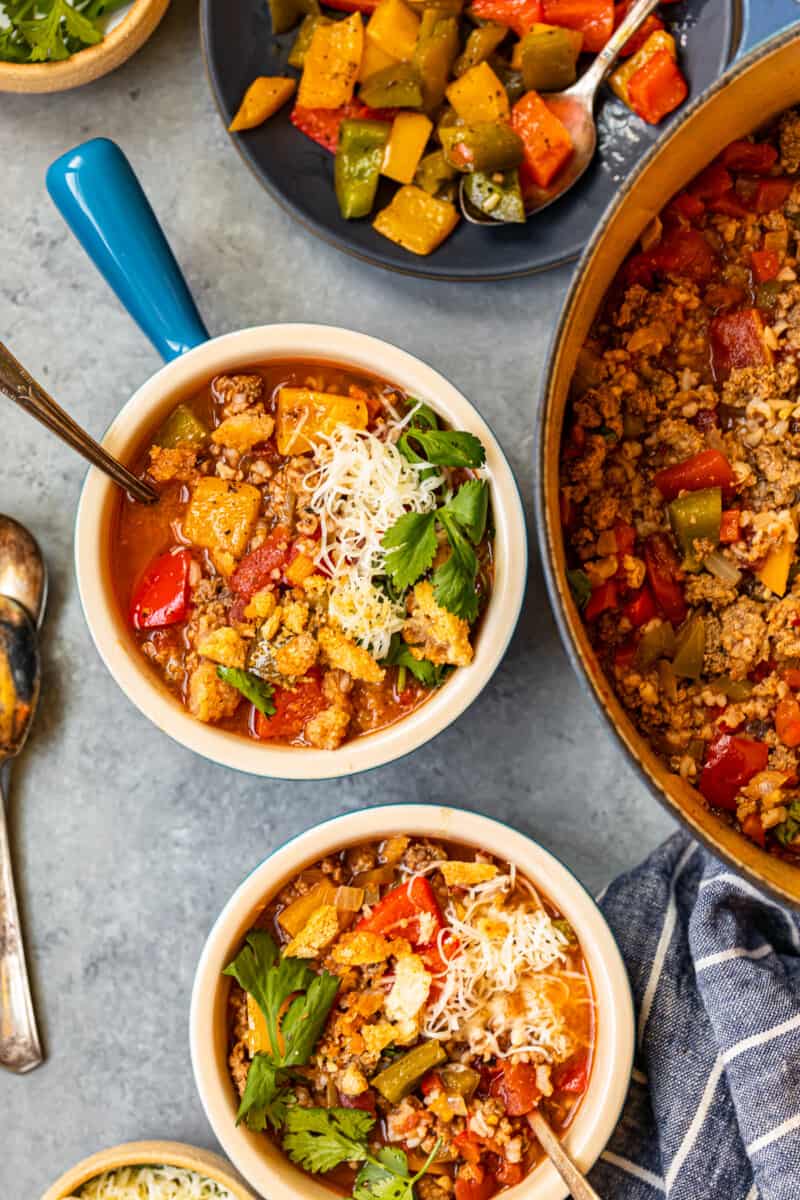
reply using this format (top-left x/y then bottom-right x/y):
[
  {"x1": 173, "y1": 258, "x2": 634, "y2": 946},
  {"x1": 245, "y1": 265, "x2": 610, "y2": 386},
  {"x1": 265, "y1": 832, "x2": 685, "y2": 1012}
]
[
  {"x1": 699, "y1": 733, "x2": 769, "y2": 812},
  {"x1": 130, "y1": 549, "x2": 192, "y2": 630}
]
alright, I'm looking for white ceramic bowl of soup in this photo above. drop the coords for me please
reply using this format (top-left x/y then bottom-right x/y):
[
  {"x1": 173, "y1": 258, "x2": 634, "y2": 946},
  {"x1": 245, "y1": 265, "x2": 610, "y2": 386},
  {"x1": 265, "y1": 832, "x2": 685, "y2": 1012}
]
[
  {"x1": 190, "y1": 804, "x2": 634, "y2": 1200},
  {"x1": 74, "y1": 325, "x2": 527, "y2": 780}
]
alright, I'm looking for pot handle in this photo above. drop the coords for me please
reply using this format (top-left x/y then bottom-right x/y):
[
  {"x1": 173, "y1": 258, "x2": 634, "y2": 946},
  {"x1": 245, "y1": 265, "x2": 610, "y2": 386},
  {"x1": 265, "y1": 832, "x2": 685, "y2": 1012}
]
[
  {"x1": 46, "y1": 138, "x2": 209, "y2": 363},
  {"x1": 736, "y1": 2, "x2": 800, "y2": 59}
]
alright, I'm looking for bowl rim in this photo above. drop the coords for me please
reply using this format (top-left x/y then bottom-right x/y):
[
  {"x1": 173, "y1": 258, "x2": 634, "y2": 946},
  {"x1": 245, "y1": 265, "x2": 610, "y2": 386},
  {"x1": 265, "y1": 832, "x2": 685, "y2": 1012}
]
[
  {"x1": 0, "y1": 0, "x2": 170, "y2": 94},
  {"x1": 189, "y1": 803, "x2": 635, "y2": 1200},
  {"x1": 73, "y1": 323, "x2": 527, "y2": 781},
  {"x1": 41, "y1": 1139, "x2": 257, "y2": 1200},
  {"x1": 534, "y1": 25, "x2": 800, "y2": 908}
]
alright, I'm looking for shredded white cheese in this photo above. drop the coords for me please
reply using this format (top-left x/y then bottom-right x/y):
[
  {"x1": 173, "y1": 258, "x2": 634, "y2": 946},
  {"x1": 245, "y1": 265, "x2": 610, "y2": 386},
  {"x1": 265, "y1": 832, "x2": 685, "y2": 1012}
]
[
  {"x1": 302, "y1": 419, "x2": 444, "y2": 658},
  {"x1": 66, "y1": 1165, "x2": 236, "y2": 1200},
  {"x1": 422, "y1": 874, "x2": 586, "y2": 1064}
]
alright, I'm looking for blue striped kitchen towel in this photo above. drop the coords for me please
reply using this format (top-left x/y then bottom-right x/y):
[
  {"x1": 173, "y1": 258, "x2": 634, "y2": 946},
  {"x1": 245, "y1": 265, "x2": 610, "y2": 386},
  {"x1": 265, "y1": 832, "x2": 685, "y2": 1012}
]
[{"x1": 588, "y1": 831, "x2": 800, "y2": 1200}]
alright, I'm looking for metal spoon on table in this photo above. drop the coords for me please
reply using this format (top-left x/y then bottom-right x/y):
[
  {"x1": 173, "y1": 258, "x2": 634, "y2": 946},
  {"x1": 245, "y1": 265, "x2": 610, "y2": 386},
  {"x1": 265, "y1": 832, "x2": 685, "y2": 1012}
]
[
  {"x1": 0, "y1": 341, "x2": 157, "y2": 505},
  {"x1": 461, "y1": 0, "x2": 664, "y2": 225},
  {"x1": 528, "y1": 1109, "x2": 604, "y2": 1200},
  {"x1": 0, "y1": 595, "x2": 43, "y2": 1073}
]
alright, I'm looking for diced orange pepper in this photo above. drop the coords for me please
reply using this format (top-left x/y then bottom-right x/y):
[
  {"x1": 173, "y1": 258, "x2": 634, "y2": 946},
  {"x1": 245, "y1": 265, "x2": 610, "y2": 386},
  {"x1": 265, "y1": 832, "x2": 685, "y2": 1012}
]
[
  {"x1": 614, "y1": 3, "x2": 664, "y2": 57},
  {"x1": 752, "y1": 247, "x2": 781, "y2": 283},
  {"x1": 610, "y1": 29, "x2": 677, "y2": 108},
  {"x1": 511, "y1": 90, "x2": 573, "y2": 189},
  {"x1": 541, "y1": 0, "x2": 613, "y2": 53},
  {"x1": 373, "y1": 185, "x2": 459, "y2": 255},
  {"x1": 229, "y1": 77, "x2": 297, "y2": 131},
  {"x1": 285, "y1": 552, "x2": 317, "y2": 586},
  {"x1": 470, "y1": 0, "x2": 543, "y2": 37},
  {"x1": 627, "y1": 48, "x2": 687, "y2": 125},
  {"x1": 298, "y1": 13, "x2": 364, "y2": 109},
  {"x1": 446, "y1": 61, "x2": 510, "y2": 124},
  {"x1": 776, "y1": 696, "x2": 800, "y2": 748},
  {"x1": 382, "y1": 112, "x2": 433, "y2": 183},
  {"x1": 366, "y1": 0, "x2": 420, "y2": 62}
]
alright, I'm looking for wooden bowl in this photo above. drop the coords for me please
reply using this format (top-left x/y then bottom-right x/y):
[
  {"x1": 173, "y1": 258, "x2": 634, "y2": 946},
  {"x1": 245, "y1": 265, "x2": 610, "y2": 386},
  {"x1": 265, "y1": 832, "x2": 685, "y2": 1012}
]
[
  {"x1": 0, "y1": 0, "x2": 169, "y2": 94},
  {"x1": 537, "y1": 27, "x2": 800, "y2": 908},
  {"x1": 42, "y1": 1140, "x2": 258, "y2": 1200}
]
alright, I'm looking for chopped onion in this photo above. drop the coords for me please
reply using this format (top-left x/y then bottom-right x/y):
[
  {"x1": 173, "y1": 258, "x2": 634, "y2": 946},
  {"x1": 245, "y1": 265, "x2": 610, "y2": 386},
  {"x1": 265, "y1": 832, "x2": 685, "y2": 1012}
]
[
  {"x1": 705, "y1": 550, "x2": 742, "y2": 585},
  {"x1": 353, "y1": 865, "x2": 396, "y2": 888},
  {"x1": 335, "y1": 886, "x2": 365, "y2": 912}
]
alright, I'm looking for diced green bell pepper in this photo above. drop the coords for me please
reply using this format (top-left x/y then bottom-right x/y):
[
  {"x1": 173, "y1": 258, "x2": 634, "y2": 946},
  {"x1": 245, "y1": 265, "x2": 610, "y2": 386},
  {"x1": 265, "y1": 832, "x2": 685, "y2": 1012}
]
[
  {"x1": 371, "y1": 1040, "x2": 447, "y2": 1104},
  {"x1": 414, "y1": 148, "x2": 458, "y2": 197},
  {"x1": 414, "y1": 15, "x2": 460, "y2": 111},
  {"x1": 518, "y1": 26, "x2": 578, "y2": 92},
  {"x1": 453, "y1": 23, "x2": 507, "y2": 77},
  {"x1": 155, "y1": 404, "x2": 209, "y2": 449},
  {"x1": 755, "y1": 280, "x2": 782, "y2": 316},
  {"x1": 668, "y1": 487, "x2": 722, "y2": 572},
  {"x1": 440, "y1": 121, "x2": 524, "y2": 172},
  {"x1": 636, "y1": 619, "x2": 676, "y2": 669},
  {"x1": 710, "y1": 674, "x2": 754, "y2": 702},
  {"x1": 334, "y1": 119, "x2": 391, "y2": 219},
  {"x1": 268, "y1": 0, "x2": 318, "y2": 36},
  {"x1": 672, "y1": 614, "x2": 706, "y2": 680},
  {"x1": 288, "y1": 13, "x2": 331, "y2": 68},
  {"x1": 462, "y1": 168, "x2": 525, "y2": 222},
  {"x1": 489, "y1": 58, "x2": 525, "y2": 105},
  {"x1": 440, "y1": 1063, "x2": 480, "y2": 1098},
  {"x1": 360, "y1": 63, "x2": 424, "y2": 108}
]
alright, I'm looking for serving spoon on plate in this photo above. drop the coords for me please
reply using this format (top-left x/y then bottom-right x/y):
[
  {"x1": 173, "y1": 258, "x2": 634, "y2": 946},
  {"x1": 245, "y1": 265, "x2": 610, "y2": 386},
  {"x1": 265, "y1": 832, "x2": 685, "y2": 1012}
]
[{"x1": 461, "y1": 0, "x2": 664, "y2": 225}]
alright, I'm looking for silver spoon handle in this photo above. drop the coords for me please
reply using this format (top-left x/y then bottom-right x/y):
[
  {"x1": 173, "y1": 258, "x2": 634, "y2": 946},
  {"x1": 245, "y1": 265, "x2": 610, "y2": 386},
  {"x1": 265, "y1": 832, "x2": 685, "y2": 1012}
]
[
  {"x1": 0, "y1": 341, "x2": 157, "y2": 506},
  {"x1": 573, "y1": 0, "x2": 664, "y2": 101},
  {"x1": 527, "y1": 1110, "x2": 603, "y2": 1200},
  {"x1": 0, "y1": 761, "x2": 42, "y2": 1074}
]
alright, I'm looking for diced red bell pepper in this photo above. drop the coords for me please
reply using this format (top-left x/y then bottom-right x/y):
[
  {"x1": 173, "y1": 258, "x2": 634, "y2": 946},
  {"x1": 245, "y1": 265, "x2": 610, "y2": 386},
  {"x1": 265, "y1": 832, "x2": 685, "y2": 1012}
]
[
  {"x1": 643, "y1": 533, "x2": 687, "y2": 625},
  {"x1": 614, "y1": 520, "x2": 636, "y2": 559},
  {"x1": 471, "y1": 0, "x2": 542, "y2": 35},
  {"x1": 490, "y1": 1062, "x2": 541, "y2": 1116},
  {"x1": 720, "y1": 509, "x2": 740, "y2": 543},
  {"x1": 699, "y1": 732, "x2": 769, "y2": 811},
  {"x1": 541, "y1": 0, "x2": 614, "y2": 52},
  {"x1": 741, "y1": 812, "x2": 767, "y2": 848},
  {"x1": 453, "y1": 1132, "x2": 483, "y2": 1166},
  {"x1": 584, "y1": 579, "x2": 618, "y2": 621},
  {"x1": 338, "y1": 1087, "x2": 377, "y2": 1112},
  {"x1": 710, "y1": 308, "x2": 771, "y2": 380},
  {"x1": 455, "y1": 1167, "x2": 498, "y2": 1200},
  {"x1": 614, "y1": 3, "x2": 664, "y2": 56},
  {"x1": 690, "y1": 163, "x2": 732, "y2": 202},
  {"x1": 753, "y1": 177, "x2": 794, "y2": 214},
  {"x1": 751, "y1": 247, "x2": 781, "y2": 284},
  {"x1": 784, "y1": 668, "x2": 800, "y2": 690},
  {"x1": 291, "y1": 100, "x2": 396, "y2": 153},
  {"x1": 707, "y1": 194, "x2": 749, "y2": 218},
  {"x1": 614, "y1": 639, "x2": 637, "y2": 669},
  {"x1": 776, "y1": 696, "x2": 800, "y2": 748},
  {"x1": 653, "y1": 449, "x2": 735, "y2": 501},
  {"x1": 720, "y1": 140, "x2": 778, "y2": 175},
  {"x1": 324, "y1": 0, "x2": 377, "y2": 10},
  {"x1": 665, "y1": 190, "x2": 705, "y2": 224},
  {"x1": 356, "y1": 875, "x2": 445, "y2": 946},
  {"x1": 254, "y1": 668, "x2": 326, "y2": 740},
  {"x1": 552, "y1": 1049, "x2": 590, "y2": 1095},
  {"x1": 511, "y1": 92, "x2": 574, "y2": 189},
  {"x1": 230, "y1": 525, "x2": 291, "y2": 601},
  {"x1": 494, "y1": 1160, "x2": 524, "y2": 1187},
  {"x1": 130, "y1": 549, "x2": 192, "y2": 630},
  {"x1": 623, "y1": 585, "x2": 657, "y2": 628},
  {"x1": 653, "y1": 228, "x2": 717, "y2": 285},
  {"x1": 420, "y1": 1071, "x2": 444, "y2": 1097},
  {"x1": 627, "y1": 49, "x2": 687, "y2": 125}
]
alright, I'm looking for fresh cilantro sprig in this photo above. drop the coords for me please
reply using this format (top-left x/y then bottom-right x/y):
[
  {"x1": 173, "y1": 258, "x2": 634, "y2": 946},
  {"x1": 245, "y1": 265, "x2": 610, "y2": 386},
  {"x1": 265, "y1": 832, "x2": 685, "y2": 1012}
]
[
  {"x1": 223, "y1": 931, "x2": 340, "y2": 1131},
  {"x1": 383, "y1": 634, "x2": 448, "y2": 689},
  {"x1": 567, "y1": 569, "x2": 592, "y2": 610},
  {"x1": 216, "y1": 666, "x2": 276, "y2": 717},
  {"x1": 282, "y1": 1105, "x2": 442, "y2": 1200},
  {"x1": 382, "y1": 479, "x2": 489, "y2": 622},
  {"x1": 0, "y1": 0, "x2": 128, "y2": 64}
]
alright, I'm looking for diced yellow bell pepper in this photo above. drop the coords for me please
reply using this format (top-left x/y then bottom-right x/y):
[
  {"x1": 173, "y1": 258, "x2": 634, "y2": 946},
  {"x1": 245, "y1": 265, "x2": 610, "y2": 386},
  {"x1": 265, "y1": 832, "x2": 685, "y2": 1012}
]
[
  {"x1": 610, "y1": 30, "x2": 677, "y2": 107},
  {"x1": 756, "y1": 539, "x2": 796, "y2": 597},
  {"x1": 358, "y1": 37, "x2": 398, "y2": 82},
  {"x1": 445, "y1": 61, "x2": 509, "y2": 124},
  {"x1": 382, "y1": 112, "x2": 433, "y2": 184},
  {"x1": 298, "y1": 12, "x2": 364, "y2": 109},
  {"x1": 367, "y1": 0, "x2": 420, "y2": 63},
  {"x1": 229, "y1": 77, "x2": 297, "y2": 132},
  {"x1": 184, "y1": 478, "x2": 262, "y2": 576},
  {"x1": 245, "y1": 992, "x2": 271, "y2": 1056},
  {"x1": 276, "y1": 388, "x2": 369, "y2": 455},
  {"x1": 373, "y1": 184, "x2": 459, "y2": 255},
  {"x1": 510, "y1": 22, "x2": 582, "y2": 69}
]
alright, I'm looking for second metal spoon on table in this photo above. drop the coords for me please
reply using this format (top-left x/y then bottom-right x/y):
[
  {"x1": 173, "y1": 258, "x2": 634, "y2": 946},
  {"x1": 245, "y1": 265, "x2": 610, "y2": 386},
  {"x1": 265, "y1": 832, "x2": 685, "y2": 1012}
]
[
  {"x1": 461, "y1": 0, "x2": 664, "y2": 225},
  {"x1": 0, "y1": 341, "x2": 157, "y2": 505}
]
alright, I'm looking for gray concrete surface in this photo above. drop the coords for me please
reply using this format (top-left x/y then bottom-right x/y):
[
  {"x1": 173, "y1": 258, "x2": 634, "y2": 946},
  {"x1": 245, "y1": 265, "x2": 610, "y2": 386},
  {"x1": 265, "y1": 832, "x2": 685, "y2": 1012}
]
[{"x1": 0, "y1": 2, "x2": 674, "y2": 1195}]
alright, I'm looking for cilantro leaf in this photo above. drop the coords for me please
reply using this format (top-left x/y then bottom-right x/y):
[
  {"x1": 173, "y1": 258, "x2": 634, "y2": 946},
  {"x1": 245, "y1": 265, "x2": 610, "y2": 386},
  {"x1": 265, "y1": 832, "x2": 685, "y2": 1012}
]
[
  {"x1": 235, "y1": 1054, "x2": 289, "y2": 1132},
  {"x1": 282, "y1": 1105, "x2": 375, "y2": 1174},
  {"x1": 382, "y1": 511, "x2": 437, "y2": 592},
  {"x1": 407, "y1": 402, "x2": 439, "y2": 432},
  {"x1": 216, "y1": 666, "x2": 276, "y2": 717},
  {"x1": 354, "y1": 1148, "x2": 412, "y2": 1200},
  {"x1": 776, "y1": 799, "x2": 800, "y2": 847},
  {"x1": 440, "y1": 480, "x2": 488, "y2": 545},
  {"x1": 383, "y1": 634, "x2": 447, "y2": 689},
  {"x1": 17, "y1": 0, "x2": 100, "y2": 61},
  {"x1": 434, "y1": 512, "x2": 480, "y2": 622},
  {"x1": 400, "y1": 428, "x2": 486, "y2": 469},
  {"x1": 567, "y1": 569, "x2": 592, "y2": 610}
]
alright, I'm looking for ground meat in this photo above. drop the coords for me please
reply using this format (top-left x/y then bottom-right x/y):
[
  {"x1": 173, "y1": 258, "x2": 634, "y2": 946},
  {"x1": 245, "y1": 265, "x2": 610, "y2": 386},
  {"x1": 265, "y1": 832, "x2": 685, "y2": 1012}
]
[
  {"x1": 148, "y1": 445, "x2": 197, "y2": 482},
  {"x1": 780, "y1": 109, "x2": 800, "y2": 174},
  {"x1": 228, "y1": 1041, "x2": 249, "y2": 1098},
  {"x1": 212, "y1": 373, "x2": 264, "y2": 416}
]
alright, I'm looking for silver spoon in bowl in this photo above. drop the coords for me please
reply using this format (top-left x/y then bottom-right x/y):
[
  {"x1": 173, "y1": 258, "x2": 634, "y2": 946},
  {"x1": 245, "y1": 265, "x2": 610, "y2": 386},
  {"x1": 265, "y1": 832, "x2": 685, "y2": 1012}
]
[
  {"x1": 528, "y1": 1108, "x2": 604, "y2": 1200},
  {"x1": 0, "y1": 595, "x2": 43, "y2": 1073},
  {"x1": 0, "y1": 341, "x2": 157, "y2": 505},
  {"x1": 461, "y1": 0, "x2": 664, "y2": 225}
]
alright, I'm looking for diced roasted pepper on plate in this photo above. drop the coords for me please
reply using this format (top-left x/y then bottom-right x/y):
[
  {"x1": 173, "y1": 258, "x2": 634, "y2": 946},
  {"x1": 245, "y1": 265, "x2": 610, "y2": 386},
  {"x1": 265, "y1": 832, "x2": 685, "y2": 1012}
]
[
  {"x1": 469, "y1": 0, "x2": 543, "y2": 38},
  {"x1": 541, "y1": 0, "x2": 613, "y2": 52},
  {"x1": 414, "y1": 13, "x2": 460, "y2": 110},
  {"x1": 627, "y1": 48, "x2": 687, "y2": 124},
  {"x1": 267, "y1": 0, "x2": 319, "y2": 35},
  {"x1": 510, "y1": 89, "x2": 573, "y2": 187},
  {"x1": 446, "y1": 60, "x2": 510, "y2": 123},
  {"x1": 441, "y1": 121, "x2": 524, "y2": 172},
  {"x1": 414, "y1": 148, "x2": 458, "y2": 196},
  {"x1": 453, "y1": 23, "x2": 507, "y2": 78},
  {"x1": 289, "y1": 14, "x2": 333, "y2": 68},
  {"x1": 383, "y1": 112, "x2": 434, "y2": 183},
  {"x1": 298, "y1": 12, "x2": 364, "y2": 109},
  {"x1": 335, "y1": 118, "x2": 391, "y2": 217},
  {"x1": 366, "y1": 0, "x2": 420, "y2": 61},
  {"x1": 360, "y1": 62, "x2": 424, "y2": 107},
  {"x1": 462, "y1": 168, "x2": 525, "y2": 221},
  {"x1": 513, "y1": 25, "x2": 581, "y2": 92},
  {"x1": 358, "y1": 36, "x2": 398, "y2": 80},
  {"x1": 373, "y1": 184, "x2": 460, "y2": 254},
  {"x1": 229, "y1": 78, "x2": 297, "y2": 132},
  {"x1": 276, "y1": 388, "x2": 369, "y2": 454}
]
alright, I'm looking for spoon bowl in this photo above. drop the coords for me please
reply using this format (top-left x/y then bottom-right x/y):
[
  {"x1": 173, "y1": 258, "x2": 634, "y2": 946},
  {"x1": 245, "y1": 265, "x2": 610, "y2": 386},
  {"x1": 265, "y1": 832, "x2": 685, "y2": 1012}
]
[
  {"x1": 0, "y1": 516, "x2": 47, "y2": 628},
  {"x1": 0, "y1": 596, "x2": 40, "y2": 759}
]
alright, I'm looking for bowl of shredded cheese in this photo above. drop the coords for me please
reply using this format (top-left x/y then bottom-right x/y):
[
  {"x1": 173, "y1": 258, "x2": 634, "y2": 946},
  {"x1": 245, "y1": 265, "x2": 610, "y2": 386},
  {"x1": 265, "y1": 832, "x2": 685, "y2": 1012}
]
[{"x1": 43, "y1": 1141, "x2": 257, "y2": 1200}]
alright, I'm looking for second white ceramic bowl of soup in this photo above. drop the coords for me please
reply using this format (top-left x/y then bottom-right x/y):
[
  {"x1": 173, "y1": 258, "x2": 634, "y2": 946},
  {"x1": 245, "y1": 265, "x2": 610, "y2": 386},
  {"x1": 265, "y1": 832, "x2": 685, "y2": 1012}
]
[
  {"x1": 74, "y1": 324, "x2": 527, "y2": 779},
  {"x1": 190, "y1": 804, "x2": 634, "y2": 1200}
]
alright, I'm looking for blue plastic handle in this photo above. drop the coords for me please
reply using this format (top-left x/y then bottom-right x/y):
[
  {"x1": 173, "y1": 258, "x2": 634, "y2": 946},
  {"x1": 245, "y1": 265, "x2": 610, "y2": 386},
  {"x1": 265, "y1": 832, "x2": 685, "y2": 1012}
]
[
  {"x1": 46, "y1": 138, "x2": 209, "y2": 362},
  {"x1": 737, "y1": 1, "x2": 800, "y2": 58}
]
